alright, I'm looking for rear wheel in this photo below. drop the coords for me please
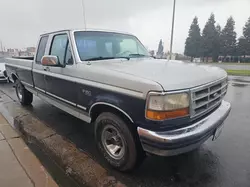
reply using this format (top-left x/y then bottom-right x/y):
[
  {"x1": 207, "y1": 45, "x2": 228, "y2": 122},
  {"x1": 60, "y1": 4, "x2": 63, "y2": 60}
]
[
  {"x1": 15, "y1": 79, "x2": 33, "y2": 105},
  {"x1": 95, "y1": 112, "x2": 145, "y2": 172}
]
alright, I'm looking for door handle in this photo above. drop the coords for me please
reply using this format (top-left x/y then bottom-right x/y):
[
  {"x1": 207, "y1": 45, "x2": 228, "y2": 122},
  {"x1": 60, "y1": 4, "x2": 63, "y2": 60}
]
[{"x1": 44, "y1": 67, "x2": 50, "y2": 71}]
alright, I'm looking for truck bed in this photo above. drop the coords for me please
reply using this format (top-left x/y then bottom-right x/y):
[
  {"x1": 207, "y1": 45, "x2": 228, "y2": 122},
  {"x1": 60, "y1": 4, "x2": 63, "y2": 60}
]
[
  {"x1": 5, "y1": 57, "x2": 33, "y2": 84},
  {"x1": 5, "y1": 57, "x2": 33, "y2": 69},
  {"x1": 12, "y1": 56, "x2": 34, "y2": 60}
]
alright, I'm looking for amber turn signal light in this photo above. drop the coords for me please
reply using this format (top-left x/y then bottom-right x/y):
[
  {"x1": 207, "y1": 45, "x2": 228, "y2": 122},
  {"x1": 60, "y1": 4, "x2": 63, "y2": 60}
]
[{"x1": 146, "y1": 108, "x2": 189, "y2": 120}]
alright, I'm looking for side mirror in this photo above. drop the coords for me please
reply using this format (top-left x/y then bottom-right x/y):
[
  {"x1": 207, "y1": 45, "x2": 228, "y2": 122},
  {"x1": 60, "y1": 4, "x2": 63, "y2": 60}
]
[{"x1": 41, "y1": 55, "x2": 64, "y2": 67}]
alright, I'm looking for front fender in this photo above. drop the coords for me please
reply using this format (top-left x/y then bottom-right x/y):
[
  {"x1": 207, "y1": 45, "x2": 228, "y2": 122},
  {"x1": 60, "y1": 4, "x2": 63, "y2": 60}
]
[{"x1": 87, "y1": 92, "x2": 145, "y2": 124}]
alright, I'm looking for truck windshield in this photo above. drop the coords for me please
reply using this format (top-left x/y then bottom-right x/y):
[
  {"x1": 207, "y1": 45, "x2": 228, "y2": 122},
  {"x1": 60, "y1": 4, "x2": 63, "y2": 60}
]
[{"x1": 74, "y1": 31, "x2": 150, "y2": 61}]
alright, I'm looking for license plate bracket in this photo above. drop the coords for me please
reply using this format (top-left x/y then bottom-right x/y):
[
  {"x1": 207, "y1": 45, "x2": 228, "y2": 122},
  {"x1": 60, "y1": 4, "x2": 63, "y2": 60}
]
[{"x1": 212, "y1": 123, "x2": 224, "y2": 141}]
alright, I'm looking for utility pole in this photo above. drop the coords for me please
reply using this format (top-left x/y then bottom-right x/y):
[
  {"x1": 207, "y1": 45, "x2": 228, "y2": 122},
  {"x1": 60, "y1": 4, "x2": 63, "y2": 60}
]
[
  {"x1": 0, "y1": 40, "x2": 3, "y2": 52},
  {"x1": 81, "y1": 0, "x2": 87, "y2": 30},
  {"x1": 169, "y1": 0, "x2": 176, "y2": 60}
]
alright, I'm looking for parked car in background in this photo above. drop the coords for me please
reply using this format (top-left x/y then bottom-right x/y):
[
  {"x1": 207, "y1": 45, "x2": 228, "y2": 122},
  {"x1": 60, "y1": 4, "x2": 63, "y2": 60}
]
[
  {"x1": 5, "y1": 29, "x2": 231, "y2": 172},
  {"x1": 0, "y1": 58, "x2": 9, "y2": 82}
]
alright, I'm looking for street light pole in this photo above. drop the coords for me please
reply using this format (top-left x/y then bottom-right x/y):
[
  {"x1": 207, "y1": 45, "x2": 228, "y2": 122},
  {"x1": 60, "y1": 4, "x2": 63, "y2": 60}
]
[
  {"x1": 169, "y1": 0, "x2": 176, "y2": 60},
  {"x1": 0, "y1": 40, "x2": 3, "y2": 52},
  {"x1": 81, "y1": 0, "x2": 87, "y2": 30}
]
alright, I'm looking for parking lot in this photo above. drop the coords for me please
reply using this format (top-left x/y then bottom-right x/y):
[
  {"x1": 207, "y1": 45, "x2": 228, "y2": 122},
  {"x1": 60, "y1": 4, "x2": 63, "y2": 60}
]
[
  {"x1": 0, "y1": 77, "x2": 250, "y2": 187},
  {"x1": 202, "y1": 63, "x2": 250, "y2": 71}
]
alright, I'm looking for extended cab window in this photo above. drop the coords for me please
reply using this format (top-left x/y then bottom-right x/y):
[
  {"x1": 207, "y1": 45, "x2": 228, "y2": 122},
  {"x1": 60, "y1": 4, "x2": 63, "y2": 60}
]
[
  {"x1": 50, "y1": 34, "x2": 73, "y2": 65},
  {"x1": 36, "y1": 36, "x2": 48, "y2": 63}
]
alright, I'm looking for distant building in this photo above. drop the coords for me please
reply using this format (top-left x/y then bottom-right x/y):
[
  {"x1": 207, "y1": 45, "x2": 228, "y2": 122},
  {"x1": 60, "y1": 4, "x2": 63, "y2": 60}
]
[
  {"x1": 0, "y1": 51, "x2": 10, "y2": 58},
  {"x1": 19, "y1": 51, "x2": 29, "y2": 56},
  {"x1": 7, "y1": 48, "x2": 19, "y2": 57},
  {"x1": 26, "y1": 47, "x2": 36, "y2": 56},
  {"x1": 6, "y1": 47, "x2": 36, "y2": 57},
  {"x1": 27, "y1": 47, "x2": 36, "y2": 52},
  {"x1": 193, "y1": 58, "x2": 201, "y2": 63}
]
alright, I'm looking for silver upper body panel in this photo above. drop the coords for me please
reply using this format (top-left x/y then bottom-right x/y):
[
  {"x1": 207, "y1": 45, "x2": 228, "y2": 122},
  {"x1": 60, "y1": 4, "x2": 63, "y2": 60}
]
[
  {"x1": 85, "y1": 58, "x2": 227, "y2": 91},
  {"x1": 5, "y1": 29, "x2": 227, "y2": 100}
]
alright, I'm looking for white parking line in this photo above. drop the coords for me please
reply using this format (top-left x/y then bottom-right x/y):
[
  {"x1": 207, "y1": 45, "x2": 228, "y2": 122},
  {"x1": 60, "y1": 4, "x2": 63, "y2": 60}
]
[{"x1": 229, "y1": 81, "x2": 250, "y2": 85}]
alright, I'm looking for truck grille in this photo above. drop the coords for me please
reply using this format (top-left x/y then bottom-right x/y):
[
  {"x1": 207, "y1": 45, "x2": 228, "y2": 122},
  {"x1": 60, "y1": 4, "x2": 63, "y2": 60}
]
[{"x1": 190, "y1": 78, "x2": 228, "y2": 118}]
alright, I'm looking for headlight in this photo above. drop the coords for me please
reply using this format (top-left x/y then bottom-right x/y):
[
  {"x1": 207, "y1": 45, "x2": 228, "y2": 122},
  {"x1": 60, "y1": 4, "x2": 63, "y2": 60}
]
[{"x1": 146, "y1": 92, "x2": 190, "y2": 120}]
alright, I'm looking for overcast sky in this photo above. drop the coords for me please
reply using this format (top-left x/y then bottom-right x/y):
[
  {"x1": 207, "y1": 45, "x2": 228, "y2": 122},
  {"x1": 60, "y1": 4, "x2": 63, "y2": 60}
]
[{"x1": 0, "y1": 0, "x2": 249, "y2": 53}]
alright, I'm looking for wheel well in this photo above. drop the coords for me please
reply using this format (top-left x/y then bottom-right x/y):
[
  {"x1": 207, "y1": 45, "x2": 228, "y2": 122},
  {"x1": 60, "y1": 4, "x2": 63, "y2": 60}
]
[
  {"x1": 11, "y1": 73, "x2": 18, "y2": 82},
  {"x1": 91, "y1": 104, "x2": 145, "y2": 160},
  {"x1": 90, "y1": 104, "x2": 134, "y2": 124}
]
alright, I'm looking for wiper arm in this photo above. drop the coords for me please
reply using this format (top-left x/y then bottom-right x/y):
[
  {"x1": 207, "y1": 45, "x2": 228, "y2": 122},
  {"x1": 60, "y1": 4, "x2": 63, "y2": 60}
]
[
  {"x1": 84, "y1": 56, "x2": 129, "y2": 61},
  {"x1": 128, "y1": 54, "x2": 150, "y2": 57}
]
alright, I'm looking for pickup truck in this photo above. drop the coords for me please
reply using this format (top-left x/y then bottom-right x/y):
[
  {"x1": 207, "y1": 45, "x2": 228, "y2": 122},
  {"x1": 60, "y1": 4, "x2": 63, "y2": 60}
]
[{"x1": 5, "y1": 29, "x2": 231, "y2": 172}]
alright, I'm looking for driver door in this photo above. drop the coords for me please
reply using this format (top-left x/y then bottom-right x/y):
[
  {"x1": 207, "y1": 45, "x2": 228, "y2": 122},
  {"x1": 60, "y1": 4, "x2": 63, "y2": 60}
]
[{"x1": 44, "y1": 33, "x2": 77, "y2": 105}]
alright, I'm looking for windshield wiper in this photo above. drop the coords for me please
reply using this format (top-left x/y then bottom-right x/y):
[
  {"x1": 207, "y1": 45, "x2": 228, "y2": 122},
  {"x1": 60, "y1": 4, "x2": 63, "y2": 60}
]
[
  {"x1": 128, "y1": 54, "x2": 150, "y2": 57},
  {"x1": 84, "y1": 56, "x2": 130, "y2": 61}
]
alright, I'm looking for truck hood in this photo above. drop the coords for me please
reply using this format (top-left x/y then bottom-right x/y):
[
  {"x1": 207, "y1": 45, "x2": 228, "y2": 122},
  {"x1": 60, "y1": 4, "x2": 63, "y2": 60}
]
[{"x1": 94, "y1": 59, "x2": 227, "y2": 91}]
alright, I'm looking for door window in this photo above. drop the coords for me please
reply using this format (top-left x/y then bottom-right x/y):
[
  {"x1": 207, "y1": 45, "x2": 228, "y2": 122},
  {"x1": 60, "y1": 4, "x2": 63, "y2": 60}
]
[
  {"x1": 50, "y1": 34, "x2": 73, "y2": 65},
  {"x1": 36, "y1": 36, "x2": 48, "y2": 63},
  {"x1": 65, "y1": 42, "x2": 73, "y2": 65}
]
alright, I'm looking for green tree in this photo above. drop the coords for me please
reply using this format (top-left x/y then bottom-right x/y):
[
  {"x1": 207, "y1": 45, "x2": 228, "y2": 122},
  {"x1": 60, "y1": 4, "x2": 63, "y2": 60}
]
[
  {"x1": 221, "y1": 16, "x2": 237, "y2": 61},
  {"x1": 156, "y1": 39, "x2": 164, "y2": 57},
  {"x1": 213, "y1": 24, "x2": 222, "y2": 61},
  {"x1": 243, "y1": 17, "x2": 250, "y2": 54},
  {"x1": 184, "y1": 17, "x2": 202, "y2": 62},
  {"x1": 238, "y1": 37, "x2": 248, "y2": 60},
  {"x1": 201, "y1": 13, "x2": 217, "y2": 62}
]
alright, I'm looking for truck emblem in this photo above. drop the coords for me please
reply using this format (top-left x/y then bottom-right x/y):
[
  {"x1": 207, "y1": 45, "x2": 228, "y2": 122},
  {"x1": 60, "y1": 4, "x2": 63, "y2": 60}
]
[
  {"x1": 82, "y1": 89, "x2": 92, "y2": 96},
  {"x1": 212, "y1": 93, "x2": 219, "y2": 98}
]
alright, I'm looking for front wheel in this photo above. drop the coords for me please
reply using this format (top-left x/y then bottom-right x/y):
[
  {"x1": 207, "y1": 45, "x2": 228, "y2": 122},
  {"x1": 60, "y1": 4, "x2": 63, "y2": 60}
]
[
  {"x1": 15, "y1": 79, "x2": 33, "y2": 105},
  {"x1": 95, "y1": 112, "x2": 145, "y2": 172}
]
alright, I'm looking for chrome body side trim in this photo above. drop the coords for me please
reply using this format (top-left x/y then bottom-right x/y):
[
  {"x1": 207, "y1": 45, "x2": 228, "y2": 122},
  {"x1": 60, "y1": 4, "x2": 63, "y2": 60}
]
[
  {"x1": 89, "y1": 102, "x2": 134, "y2": 123},
  {"x1": 35, "y1": 87, "x2": 46, "y2": 93},
  {"x1": 46, "y1": 92, "x2": 76, "y2": 106},
  {"x1": 77, "y1": 105, "x2": 87, "y2": 111},
  {"x1": 21, "y1": 81, "x2": 33, "y2": 87},
  {"x1": 26, "y1": 87, "x2": 91, "y2": 123},
  {"x1": 137, "y1": 100, "x2": 231, "y2": 156}
]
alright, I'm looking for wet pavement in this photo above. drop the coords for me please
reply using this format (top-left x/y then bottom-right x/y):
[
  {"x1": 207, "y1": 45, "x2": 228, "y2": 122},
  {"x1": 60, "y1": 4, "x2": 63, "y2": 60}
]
[{"x1": 0, "y1": 77, "x2": 250, "y2": 187}]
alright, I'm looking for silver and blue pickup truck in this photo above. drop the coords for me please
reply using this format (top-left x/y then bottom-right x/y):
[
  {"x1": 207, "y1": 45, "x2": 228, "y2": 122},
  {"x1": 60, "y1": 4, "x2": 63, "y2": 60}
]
[{"x1": 5, "y1": 29, "x2": 231, "y2": 171}]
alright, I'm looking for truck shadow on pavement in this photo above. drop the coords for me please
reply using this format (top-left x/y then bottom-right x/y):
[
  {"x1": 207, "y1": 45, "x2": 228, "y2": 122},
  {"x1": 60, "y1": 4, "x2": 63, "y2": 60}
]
[{"x1": 24, "y1": 98, "x2": 221, "y2": 187}]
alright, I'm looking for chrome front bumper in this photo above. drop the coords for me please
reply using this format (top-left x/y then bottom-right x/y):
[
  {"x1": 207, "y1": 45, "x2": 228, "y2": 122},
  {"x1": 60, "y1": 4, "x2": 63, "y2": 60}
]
[
  {"x1": 137, "y1": 100, "x2": 231, "y2": 156},
  {"x1": 0, "y1": 71, "x2": 8, "y2": 82},
  {"x1": 0, "y1": 75, "x2": 8, "y2": 82}
]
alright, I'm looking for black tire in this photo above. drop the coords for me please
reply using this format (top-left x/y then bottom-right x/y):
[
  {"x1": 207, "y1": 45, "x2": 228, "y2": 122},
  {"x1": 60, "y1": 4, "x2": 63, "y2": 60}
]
[
  {"x1": 95, "y1": 112, "x2": 145, "y2": 172},
  {"x1": 15, "y1": 79, "x2": 33, "y2": 105}
]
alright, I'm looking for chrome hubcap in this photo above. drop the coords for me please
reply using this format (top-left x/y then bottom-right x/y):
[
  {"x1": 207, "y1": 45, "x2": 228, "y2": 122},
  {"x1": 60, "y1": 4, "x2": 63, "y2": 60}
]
[
  {"x1": 16, "y1": 83, "x2": 23, "y2": 101},
  {"x1": 101, "y1": 125, "x2": 125, "y2": 160}
]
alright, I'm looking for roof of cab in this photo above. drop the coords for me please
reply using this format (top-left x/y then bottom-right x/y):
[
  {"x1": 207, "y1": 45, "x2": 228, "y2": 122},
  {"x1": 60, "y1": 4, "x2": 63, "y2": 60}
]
[{"x1": 40, "y1": 28, "x2": 133, "y2": 36}]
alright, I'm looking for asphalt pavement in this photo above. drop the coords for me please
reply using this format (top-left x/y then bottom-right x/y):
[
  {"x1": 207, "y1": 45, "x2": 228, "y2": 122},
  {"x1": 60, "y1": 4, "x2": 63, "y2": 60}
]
[{"x1": 0, "y1": 77, "x2": 250, "y2": 187}]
